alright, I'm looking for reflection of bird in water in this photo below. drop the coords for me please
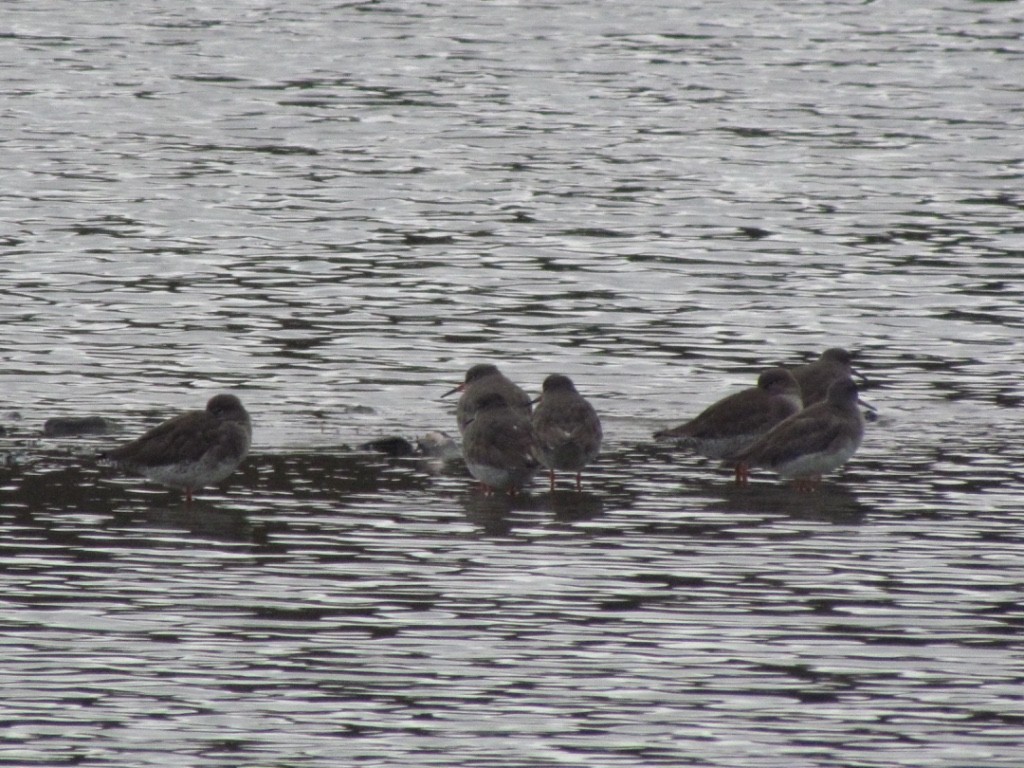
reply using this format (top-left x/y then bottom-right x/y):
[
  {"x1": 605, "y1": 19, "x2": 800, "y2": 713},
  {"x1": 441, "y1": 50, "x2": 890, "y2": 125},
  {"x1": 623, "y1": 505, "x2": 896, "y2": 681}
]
[
  {"x1": 730, "y1": 378, "x2": 866, "y2": 491},
  {"x1": 101, "y1": 394, "x2": 251, "y2": 505},
  {"x1": 712, "y1": 475, "x2": 868, "y2": 521},
  {"x1": 654, "y1": 368, "x2": 802, "y2": 482},
  {"x1": 532, "y1": 374, "x2": 602, "y2": 492},
  {"x1": 443, "y1": 363, "x2": 532, "y2": 434},
  {"x1": 128, "y1": 505, "x2": 268, "y2": 543},
  {"x1": 549, "y1": 490, "x2": 605, "y2": 521}
]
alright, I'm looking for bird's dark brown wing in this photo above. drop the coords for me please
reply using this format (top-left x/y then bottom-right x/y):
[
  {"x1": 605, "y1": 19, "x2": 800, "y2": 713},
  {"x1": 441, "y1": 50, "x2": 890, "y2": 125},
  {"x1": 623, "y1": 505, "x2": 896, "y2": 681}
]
[
  {"x1": 736, "y1": 408, "x2": 846, "y2": 468},
  {"x1": 104, "y1": 410, "x2": 224, "y2": 467},
  {"x1": 466, "y1": 415, "x2": 540, "y2": 470},
  {"x1": 534, "y1": 398, "x2": 601, "y2": 451},
  {"x1": 657, "y1": 387, "x2": 770, "y2": 440}
]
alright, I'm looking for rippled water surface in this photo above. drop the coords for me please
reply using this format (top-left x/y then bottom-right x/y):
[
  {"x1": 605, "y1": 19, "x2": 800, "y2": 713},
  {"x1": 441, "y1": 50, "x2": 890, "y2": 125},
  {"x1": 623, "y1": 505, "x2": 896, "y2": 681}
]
[{"x1": 2, "y1": 1, "x2": 1023, "y2": 765}]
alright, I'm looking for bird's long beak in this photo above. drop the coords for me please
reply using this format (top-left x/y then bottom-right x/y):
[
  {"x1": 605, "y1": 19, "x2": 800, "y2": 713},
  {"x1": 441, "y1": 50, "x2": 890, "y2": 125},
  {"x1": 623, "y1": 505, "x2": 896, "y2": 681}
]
[{"x1": 441, "y1": 383, "x2": 465, "y2": 398}]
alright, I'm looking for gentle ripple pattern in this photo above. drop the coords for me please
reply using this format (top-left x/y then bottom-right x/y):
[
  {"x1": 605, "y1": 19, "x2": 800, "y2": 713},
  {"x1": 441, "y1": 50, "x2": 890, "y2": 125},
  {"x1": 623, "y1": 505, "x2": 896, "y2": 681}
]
[{"x1": 1, "y1": 0, "x2": 1023, "y2": 766}]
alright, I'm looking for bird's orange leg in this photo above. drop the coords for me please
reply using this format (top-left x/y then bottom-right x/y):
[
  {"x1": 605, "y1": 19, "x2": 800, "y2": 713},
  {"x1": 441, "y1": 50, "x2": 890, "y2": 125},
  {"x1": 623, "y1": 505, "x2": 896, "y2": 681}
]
[{"x1": 734, "y1": 463, "x2": 750, "y2": 485}]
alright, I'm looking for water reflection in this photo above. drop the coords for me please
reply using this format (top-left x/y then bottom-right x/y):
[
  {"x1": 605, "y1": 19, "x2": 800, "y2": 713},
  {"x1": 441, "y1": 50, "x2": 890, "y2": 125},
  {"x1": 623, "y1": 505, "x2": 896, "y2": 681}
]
[
  {"x1": 0, "y1": 440, "x2": 874, "y2": 534},
  {"x1": 710, "y1": 481, "x2": 870, "y2": 523},
  {"x1": 3, "y1": 431, "x2": 1024, "y2": 767},
  {"x1": 108, "y1": 505, "x2": 269, "y2": 544}
]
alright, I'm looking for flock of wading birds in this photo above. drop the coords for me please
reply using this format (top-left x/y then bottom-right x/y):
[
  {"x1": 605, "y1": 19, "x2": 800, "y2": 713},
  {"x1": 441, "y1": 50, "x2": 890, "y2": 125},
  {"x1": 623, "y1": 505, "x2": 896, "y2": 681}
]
[{"x1": 98, "y1": 348, "x2": 872, "y2": 503}]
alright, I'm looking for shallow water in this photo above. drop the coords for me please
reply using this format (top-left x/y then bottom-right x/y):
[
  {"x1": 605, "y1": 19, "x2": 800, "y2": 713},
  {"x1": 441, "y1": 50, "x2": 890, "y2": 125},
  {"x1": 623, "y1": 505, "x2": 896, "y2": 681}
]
[{"x1": 2, "y1": 0, "x2": 1024, "y2": 765}]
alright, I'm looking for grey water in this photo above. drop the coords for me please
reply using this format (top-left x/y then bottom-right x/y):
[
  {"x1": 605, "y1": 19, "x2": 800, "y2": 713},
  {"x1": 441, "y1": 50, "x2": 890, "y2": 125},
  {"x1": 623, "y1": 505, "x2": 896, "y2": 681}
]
[{"x1": 2, "y1": 0, "x2": 1024, "y2": 765}]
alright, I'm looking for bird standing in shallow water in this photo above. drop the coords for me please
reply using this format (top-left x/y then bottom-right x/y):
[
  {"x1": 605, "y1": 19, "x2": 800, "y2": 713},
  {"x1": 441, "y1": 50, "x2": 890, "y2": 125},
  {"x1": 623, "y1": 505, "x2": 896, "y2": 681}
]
[
  {"x1": 443, "y1": 363, "x2": 532, "y2": 435},
  {"x1": 101, "y1": 394, "x2": 252, "y2": 505},
  {"x1": 532, "y1": 374, "x2": 602, "y2": 492},
  {"x1": 729, "y1": 378, "x2": 866, "y2": 491},
  {"x1": 461, "y1": 392, "x2": 540, "y2": 496},
  {"x1": 654, "y1": 367, "x2": 802, "y2": 482}
]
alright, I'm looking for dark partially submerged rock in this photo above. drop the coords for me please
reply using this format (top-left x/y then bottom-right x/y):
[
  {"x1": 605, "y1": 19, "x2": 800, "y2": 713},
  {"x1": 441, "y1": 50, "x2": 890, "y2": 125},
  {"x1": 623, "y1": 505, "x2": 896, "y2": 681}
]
[
  {"x1": 359, "y1": 436, "x2": 416, "y2": 457},
  {"x1": 360, "y1": 432, "x2": 461, "y2": 462},
  {"x1": 44, "y1": 416, "x2": 118, "y2": 437}
]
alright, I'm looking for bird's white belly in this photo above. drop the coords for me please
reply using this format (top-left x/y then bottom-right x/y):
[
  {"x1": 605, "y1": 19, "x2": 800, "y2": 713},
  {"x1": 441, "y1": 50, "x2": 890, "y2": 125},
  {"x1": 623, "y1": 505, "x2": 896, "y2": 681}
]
[
  {"x1": 143, "y1": 456, "x2": 239, "y2": 491},
  {"x1": 775, "y1": 440, "x2": 858, "y2": 479},
  {"x1": 466, "y1": 461, "x2": 536, "y2": 491}
]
